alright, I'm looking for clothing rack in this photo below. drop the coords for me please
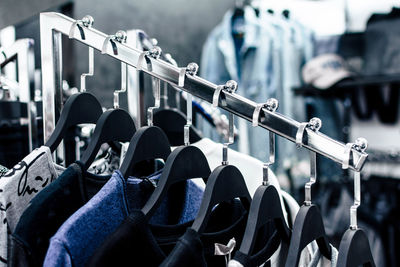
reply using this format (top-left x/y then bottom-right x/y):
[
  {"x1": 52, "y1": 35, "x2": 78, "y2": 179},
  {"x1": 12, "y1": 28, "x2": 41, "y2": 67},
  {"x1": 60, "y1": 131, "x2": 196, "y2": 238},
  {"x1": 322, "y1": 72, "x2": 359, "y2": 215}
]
[
  {"x1": 0, "y1": 38, "x2": 36, "y2": 151},
  {"x1": 40, "y1": 12, "x2": 368, "y2": 171}
]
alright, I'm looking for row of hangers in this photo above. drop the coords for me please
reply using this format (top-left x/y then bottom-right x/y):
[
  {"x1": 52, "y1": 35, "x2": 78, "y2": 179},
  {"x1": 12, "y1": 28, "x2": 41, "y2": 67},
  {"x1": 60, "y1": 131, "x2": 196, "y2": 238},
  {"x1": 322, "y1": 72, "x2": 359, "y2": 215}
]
[{"x1": 46, "y1": 16, "x2": 375, "y2": 266}]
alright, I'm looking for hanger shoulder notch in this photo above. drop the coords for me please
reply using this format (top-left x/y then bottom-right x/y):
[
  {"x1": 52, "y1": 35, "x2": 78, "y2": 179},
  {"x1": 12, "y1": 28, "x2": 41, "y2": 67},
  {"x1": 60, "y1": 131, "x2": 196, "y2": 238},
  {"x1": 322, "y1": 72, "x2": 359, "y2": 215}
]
[
  {"x1": 141, "y1": 145, "x2": 211, "y2": 219},
  {"x1": 119, "y1": 126, "x2": 171, "y2": 178},
  {"x1": 191, "y1": 164, "x2": 251, "y2": 233}
]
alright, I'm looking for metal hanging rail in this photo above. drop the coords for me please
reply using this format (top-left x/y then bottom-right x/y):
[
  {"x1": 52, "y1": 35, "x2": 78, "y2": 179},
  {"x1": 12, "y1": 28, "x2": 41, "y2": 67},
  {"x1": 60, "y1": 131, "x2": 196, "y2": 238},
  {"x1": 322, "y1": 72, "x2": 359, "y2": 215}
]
[
  {"x1": 0, "y1": 38, "x2": 36, "y2": 151},
  {"x1": 40, "y1": 12, "x2": 368, "y2": 171}
]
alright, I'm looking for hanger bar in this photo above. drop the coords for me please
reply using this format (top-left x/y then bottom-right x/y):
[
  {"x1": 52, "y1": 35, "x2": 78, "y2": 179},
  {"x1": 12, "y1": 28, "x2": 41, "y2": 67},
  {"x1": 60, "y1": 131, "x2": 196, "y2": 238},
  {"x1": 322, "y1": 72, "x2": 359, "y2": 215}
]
[
  {"x1": 40, "y1": 12, "x2": 368, "y2": 171},
  {"x1": 0, "y1": 38, "x2": 36, "y2": 151}
]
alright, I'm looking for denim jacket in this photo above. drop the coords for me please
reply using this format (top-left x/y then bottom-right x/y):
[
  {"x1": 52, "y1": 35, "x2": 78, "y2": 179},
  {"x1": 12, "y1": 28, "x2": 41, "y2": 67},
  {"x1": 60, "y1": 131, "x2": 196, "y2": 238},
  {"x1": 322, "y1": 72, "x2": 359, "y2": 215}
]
[{"x1": 199, "y1": 7, "x2": 314, "y2": 180}]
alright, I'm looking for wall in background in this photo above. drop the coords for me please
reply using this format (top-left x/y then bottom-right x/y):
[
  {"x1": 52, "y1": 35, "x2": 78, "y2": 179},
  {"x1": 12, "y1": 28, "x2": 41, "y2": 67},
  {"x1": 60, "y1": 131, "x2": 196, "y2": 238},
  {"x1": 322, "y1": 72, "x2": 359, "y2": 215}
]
[
  {"x1": 11, "y1": 0, "x2": 233, "y2": 107},
  {"x1": 73, "y1": 0, "x2": 232, "y2": 107}
]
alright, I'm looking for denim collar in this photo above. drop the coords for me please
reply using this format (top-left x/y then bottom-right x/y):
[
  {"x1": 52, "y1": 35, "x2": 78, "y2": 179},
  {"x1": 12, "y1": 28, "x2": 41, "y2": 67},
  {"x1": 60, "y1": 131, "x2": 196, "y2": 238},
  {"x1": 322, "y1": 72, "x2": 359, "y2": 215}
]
[{"x1": 216, "y1": 6, "x2": 260, "y2": 81}]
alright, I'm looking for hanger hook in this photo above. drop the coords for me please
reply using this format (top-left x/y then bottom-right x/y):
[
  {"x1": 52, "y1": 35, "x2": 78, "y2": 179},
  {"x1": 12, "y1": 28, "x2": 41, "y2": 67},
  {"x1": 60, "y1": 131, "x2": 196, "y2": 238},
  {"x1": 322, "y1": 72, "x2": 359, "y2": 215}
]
[
  {"x1": 252, "y1": 98, "x2": 278, "y2": 185},
  {"x1": 296, "y1": 117, "x2": 322, "y2": 205},
  {"x1": 69, "y1": 16, "x2": 95, "y2": 92},
  {"x1": 342, "y1": 137, "x2": 368, "y2": 230},
  {"x1": 136, "y1": 46, "x2": 162, "y2": 125},
  {"x1": 213, "y1": 80, "x2": 238, "y2": 165},
  {"x1": 182, "y1": 62, "x2": 199, "y2": 146},
  {"x1": 105, "y1": 31, "x2": 127, "y2": 108}
]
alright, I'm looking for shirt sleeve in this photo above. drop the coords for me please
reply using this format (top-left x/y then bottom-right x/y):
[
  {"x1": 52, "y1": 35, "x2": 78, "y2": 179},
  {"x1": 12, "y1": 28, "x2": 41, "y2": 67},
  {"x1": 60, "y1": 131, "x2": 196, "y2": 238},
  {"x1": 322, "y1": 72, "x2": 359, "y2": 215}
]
[{"x1": 43, "y1": 238, "x2": 73, "y2": 267}]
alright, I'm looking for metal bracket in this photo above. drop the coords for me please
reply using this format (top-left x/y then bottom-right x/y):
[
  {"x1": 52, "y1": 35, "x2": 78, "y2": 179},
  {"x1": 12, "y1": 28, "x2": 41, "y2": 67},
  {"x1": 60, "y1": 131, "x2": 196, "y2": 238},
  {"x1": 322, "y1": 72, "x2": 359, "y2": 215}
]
[
  {"x1": 342, "y1": 137, "x2": 368, "y2": 230},
  {"x1": 296, "y1": 117, "x2": 322, "y2": 206},
  {"x1": 252, "y1": 98, "x2": 278, "y2": 185},
  {"x1": 213, "y1": 80, "x2": 238, "y2": 165},
  {"x1": 182, "y1": 62, "x2": 198, "y2": 146},
  {"x1": 102, "y1": 31, "x2": 128, "y2": 109},
  {"x1": 136, "y1": 46, "x2": 162, "y2": 126}
]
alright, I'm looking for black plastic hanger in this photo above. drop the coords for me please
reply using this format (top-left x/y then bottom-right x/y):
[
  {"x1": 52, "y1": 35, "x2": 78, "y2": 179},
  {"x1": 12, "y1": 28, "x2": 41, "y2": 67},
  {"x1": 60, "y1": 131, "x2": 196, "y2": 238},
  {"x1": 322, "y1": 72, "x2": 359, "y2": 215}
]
[
  {"x1": 119, "y1": 126, "x2": 171, "y2": 178},
  {"x1": 285, "y1": 204, "x2": 332, "y2": 266},
  {"x1": 79, "y1": 108, "x2": 136, "y2": 171},
  {"x1": 153, "y1": 109, "x2": 202, "y2": 146},
  {"x1": 337, "y1": 139, "x2": 375, "y2": 267},
  {"x1": 191, "y1": 80, "x2": 251, "y2": 233},
  {"x1": 239, "y1": 186, "x2": 290, "y2": 256},
  {"x1": 337, "y1": 229, "x2": 375, "y2": 267},
  {"x1": 141, "y1": 145, "x2": 211, "y2": 220},
  {"x1": 45, "y1": 92, "x2": 102, "y2": 153},
  {"x1": 238, "y1": 99, "x2": 291, "y2": 260},
  {"x1": 285, "y1": 119, "x2": 332, "y2": 267},
  {"x1": 191, "y1": 164, "x2": 251, "y2": 234}
]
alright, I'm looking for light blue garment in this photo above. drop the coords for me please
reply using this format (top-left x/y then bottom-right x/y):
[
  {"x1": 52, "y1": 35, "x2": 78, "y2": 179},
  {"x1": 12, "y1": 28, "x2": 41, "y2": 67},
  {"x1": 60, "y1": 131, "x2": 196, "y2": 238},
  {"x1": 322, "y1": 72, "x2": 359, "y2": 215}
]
[
  {"x1": 43, "y1": 170, "x2": 204, "y2": 267},
  {"x1": 199, "y1": 6, "x2": 277, "y2": 161},
  {"x1": 199, "y1": 7, "x2": 315, "y2": 181}
]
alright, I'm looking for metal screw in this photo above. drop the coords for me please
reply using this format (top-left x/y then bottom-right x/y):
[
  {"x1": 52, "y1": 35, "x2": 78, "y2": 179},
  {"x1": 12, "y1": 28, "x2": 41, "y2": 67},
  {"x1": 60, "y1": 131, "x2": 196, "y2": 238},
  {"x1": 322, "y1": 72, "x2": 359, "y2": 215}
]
[
  {"x1": 186, "y1": 62, "x2": 199, "y2": 76},
  {"x1": 225, "y1": 80, "x2": 238, "y2": 93},
  {"x1": 148, "y1": 46, "x2": 162, "y2": 59},
  {"x1": 354, "y1": 137, "x2": 368, "y2": 152},
  {"x1": 115, "y1": 30, "x2": 127, "y2": 43},
  {"x1": 266, "y1": 98, "x2": 278, "y2": 112},
  {"x1": 81, "y1": 15, "x2": 94, "y2": 27},
  {"x1": 308, "y1": 117, "x2": 322, "y2": 131}
]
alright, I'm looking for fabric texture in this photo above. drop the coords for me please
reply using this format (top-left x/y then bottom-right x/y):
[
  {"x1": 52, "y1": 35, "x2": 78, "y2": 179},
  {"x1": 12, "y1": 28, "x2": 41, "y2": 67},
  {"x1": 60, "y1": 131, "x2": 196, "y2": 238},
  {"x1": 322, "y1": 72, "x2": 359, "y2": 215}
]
[
  {"x1": 9, "y1": 162, "x2": 110, "y2": 267},
  {"x1": 0, "y1": 146, "x2": 64, "y2": 266},
  {"x1": 307, "y1": 244, "x2": 338, "y2": 267},
  {"x1": 43, "y1": 170, "x2": 204, "y2": 267},
  {"x1": 90, "y1": 200, "x2": 248, "y2": 267}
]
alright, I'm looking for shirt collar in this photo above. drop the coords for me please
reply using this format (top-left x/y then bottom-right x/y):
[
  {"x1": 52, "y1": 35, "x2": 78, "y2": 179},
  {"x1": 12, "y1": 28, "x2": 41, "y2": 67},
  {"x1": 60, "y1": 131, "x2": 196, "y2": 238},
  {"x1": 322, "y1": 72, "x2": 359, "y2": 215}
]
[{"x1": 216, "y1": 6, "x2": 260, "y2": 81}]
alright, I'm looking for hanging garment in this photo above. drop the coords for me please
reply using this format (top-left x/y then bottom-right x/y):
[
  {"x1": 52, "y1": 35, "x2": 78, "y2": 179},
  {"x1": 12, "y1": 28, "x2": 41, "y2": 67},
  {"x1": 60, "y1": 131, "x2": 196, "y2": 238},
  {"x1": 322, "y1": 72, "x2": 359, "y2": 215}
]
[
  {"x1": 88, "y1": 145, "x2": 121, "y2": 175},
  {"x1": 199, "y1": 7, "x2": 313, "y2": 181},
  {"x1": 199, "y1": 6, "x2": 277, "y2": 160},
  {"x1": 8, "y1": 162, "x2": 110, "y2": 267},
  {"x1": 89, "y1": 200, "x2": 249, "y2": 267},
  {"x1": 0, "y1": 146, "x2": 64, "y2": 266},
  {"x1": 43, "y1": 170, "x2": 204, "y2": 267}
]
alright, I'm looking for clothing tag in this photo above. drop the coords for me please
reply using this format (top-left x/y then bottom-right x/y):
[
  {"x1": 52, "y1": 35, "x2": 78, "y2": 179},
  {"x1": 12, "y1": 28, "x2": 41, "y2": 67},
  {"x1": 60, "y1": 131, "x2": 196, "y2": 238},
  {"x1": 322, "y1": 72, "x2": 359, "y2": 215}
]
[{"x1": 215, "y1": 237, "x2": 236, "y2": 266}]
